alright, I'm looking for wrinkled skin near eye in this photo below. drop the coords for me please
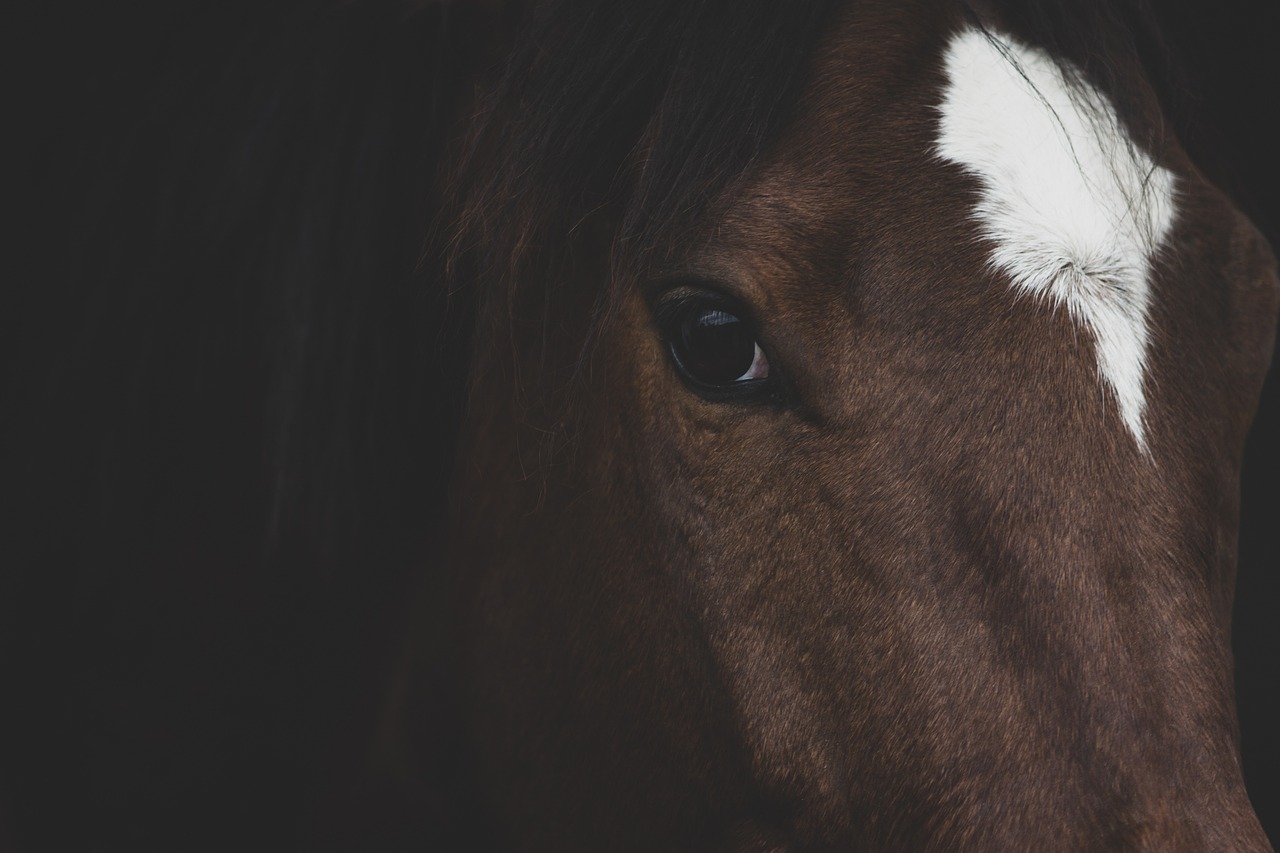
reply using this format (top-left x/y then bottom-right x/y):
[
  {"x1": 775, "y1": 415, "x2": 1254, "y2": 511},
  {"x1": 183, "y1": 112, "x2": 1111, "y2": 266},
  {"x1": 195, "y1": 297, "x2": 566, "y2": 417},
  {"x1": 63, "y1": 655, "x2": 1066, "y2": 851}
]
[{"x1": 655, "y1": 289, "x2": 773, "y2": 401}]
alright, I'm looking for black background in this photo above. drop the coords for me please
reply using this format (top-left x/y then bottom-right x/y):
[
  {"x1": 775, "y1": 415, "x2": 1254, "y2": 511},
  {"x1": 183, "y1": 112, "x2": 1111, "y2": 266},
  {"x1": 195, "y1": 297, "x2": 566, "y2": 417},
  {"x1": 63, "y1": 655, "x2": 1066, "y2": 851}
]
[{"x1": 1162, "y1": 0, "x2": 1280, "y2": 839}]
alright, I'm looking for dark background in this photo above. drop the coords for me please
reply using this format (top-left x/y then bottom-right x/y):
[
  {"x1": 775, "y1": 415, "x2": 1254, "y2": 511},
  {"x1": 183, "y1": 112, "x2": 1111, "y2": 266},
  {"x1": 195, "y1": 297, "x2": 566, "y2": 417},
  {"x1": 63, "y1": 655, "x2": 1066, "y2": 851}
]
[
  {"x1": 1162, "y1": 1, "x2": 1280, "y2": 840},
  {"x1": 6, "y1": 1, "x2": 1278, "y2": 849}
]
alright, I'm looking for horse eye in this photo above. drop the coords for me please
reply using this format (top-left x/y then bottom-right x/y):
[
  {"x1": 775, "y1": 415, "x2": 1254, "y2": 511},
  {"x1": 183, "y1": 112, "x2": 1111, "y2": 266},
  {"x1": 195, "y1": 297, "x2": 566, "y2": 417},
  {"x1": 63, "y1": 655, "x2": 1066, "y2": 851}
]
[{"x1": 660, "y1": 296, "x2": 770, "y2": 391}]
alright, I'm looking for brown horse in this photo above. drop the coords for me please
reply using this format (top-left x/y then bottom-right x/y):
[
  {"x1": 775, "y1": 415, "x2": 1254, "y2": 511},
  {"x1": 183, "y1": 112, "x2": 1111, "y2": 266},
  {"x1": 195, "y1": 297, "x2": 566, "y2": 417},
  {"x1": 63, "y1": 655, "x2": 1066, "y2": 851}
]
[
  {"x1": 6, "y1": 0, "x2": 1276, "y2": 850},
  {"x1": 401, "y1": 0, "x2": 1280, "y2": 849}
]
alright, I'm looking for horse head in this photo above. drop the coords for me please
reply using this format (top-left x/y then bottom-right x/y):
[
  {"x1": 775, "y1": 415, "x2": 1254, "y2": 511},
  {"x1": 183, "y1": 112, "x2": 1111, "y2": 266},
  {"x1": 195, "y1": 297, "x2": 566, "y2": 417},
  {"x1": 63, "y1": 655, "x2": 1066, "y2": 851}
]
[{"x1": 428, "y1": 1, "x2": 1279, "y2": 847}]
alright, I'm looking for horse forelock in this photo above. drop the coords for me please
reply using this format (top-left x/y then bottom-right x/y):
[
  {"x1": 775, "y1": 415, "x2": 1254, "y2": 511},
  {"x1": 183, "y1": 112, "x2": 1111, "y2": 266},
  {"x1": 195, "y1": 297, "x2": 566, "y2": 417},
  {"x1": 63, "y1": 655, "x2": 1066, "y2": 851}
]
[{"x1": 445, "y1": 0, "x2": 840, "y2": 338}]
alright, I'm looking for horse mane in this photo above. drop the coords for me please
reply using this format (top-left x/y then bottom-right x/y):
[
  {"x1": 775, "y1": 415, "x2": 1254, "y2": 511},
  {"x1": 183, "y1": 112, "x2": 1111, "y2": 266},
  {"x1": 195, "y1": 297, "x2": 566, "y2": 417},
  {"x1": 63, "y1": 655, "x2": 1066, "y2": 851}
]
[
  {"x1": 450, "y1": 0, "x2": 840, "y2": 275},
  {"x1": 435, "y1": 0, "x2": 846, "y2": 429}
]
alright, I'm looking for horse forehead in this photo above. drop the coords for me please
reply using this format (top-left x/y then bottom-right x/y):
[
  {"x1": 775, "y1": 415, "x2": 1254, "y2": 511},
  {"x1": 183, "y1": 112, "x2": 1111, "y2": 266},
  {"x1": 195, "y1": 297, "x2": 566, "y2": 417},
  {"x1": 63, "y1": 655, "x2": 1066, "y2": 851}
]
[
  {"x1": 938, "y1": 28, "x2": 1175, "y2": 445},
  {"x1": 736, "y1": 10, "x2": 1176, "y2": 449}
]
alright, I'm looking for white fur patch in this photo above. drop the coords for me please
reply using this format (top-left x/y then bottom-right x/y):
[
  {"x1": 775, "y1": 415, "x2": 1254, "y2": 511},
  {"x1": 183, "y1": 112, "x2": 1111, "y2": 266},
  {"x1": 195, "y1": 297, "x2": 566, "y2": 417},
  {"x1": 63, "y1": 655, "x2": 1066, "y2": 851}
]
[{"x1": 935, "y1": 27, "x2": 1176, "y2": 449}]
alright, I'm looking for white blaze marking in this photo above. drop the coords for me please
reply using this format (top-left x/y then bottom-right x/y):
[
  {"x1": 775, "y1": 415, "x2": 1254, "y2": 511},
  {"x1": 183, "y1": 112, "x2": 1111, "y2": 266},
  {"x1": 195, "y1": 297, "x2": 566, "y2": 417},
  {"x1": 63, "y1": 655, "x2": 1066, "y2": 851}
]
[{"x1": 935, "y1": 27, "x2": 1176, "y2": 449}]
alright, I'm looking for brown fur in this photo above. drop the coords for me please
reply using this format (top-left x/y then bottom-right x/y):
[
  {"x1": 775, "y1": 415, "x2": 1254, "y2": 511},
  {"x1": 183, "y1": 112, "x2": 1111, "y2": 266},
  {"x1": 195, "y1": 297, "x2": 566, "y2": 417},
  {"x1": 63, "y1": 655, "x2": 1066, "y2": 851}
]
[{"x1": 431, "y1": 1, "x2": 1279, "y2": 848}]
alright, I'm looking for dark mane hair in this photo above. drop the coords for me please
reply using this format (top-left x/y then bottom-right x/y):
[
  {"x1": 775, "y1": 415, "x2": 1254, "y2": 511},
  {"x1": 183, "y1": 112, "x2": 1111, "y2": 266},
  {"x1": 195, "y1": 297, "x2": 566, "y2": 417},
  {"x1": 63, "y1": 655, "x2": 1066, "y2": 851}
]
[
  {"x1": 5, "y1": 1, "x2": 1273, "y2": 849},
  {"x1": 453, "y1": 1, "x2": 840, "y2": 265},
  {"x1": 445, "y1": 0, "x2": 841, "y2": 405}
]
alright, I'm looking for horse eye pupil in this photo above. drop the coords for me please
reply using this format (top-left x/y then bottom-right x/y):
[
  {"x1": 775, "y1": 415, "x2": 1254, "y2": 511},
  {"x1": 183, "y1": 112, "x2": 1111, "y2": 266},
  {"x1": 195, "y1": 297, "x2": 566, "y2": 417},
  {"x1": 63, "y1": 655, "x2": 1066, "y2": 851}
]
[{"x1": 676, "y1": 307, "x2": 756, "y2": 384}]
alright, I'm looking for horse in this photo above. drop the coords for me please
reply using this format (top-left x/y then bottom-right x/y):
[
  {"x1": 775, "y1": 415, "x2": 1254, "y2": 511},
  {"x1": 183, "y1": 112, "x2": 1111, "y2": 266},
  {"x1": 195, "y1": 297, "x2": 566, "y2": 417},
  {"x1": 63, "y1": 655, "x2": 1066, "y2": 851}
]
[{"x1": 5, "y1": 0, "x2": 1277, "y2": 850}]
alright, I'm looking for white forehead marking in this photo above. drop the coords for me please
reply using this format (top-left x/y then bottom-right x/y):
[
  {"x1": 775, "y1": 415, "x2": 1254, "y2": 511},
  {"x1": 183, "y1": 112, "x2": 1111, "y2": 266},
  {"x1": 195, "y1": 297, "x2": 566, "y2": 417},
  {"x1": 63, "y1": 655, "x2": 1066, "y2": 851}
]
[{"x1": 935, "y1": 27, "x2": 1177, "y2": 450}]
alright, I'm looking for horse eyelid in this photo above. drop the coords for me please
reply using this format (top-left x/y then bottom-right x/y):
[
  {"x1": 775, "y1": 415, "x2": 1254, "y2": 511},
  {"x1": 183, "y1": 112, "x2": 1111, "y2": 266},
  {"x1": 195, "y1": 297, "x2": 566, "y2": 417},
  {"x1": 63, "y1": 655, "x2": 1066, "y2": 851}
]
[{"x1": 651, "y1": 288, "x2": 788, "y2": 406}]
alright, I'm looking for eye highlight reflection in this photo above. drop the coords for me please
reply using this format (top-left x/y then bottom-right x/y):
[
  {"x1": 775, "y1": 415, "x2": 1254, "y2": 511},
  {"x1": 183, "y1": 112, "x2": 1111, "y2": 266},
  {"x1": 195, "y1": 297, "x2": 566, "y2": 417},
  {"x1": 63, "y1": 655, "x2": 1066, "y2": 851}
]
[{"x1": 675, "y1": 306, "x2": 768, "y2": 383}]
